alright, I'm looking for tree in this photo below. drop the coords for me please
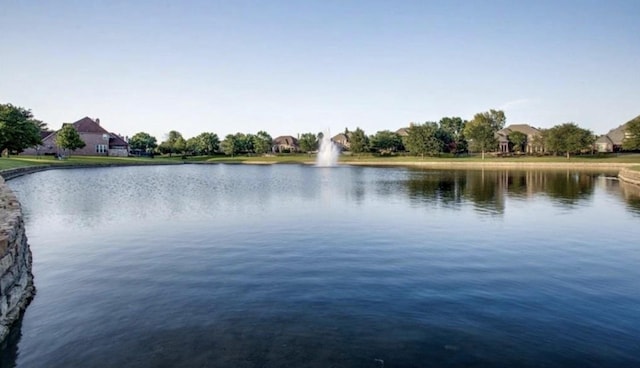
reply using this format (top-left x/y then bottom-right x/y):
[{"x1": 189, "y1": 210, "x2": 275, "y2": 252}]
[
  {"x1": 403, "y1": 122, "x2": 442, "y2": 158},
  {"x1": 253, "y1": 131, "x2": 273, "y2": 154},
  {"x1": 185, "y1": 137, "x2": 199, "y2": 155},
  {"x1": 238, "y1": 133, "x2": 254, "y2": 154},
  {"x1": 193, "y1": 132, "x2": 220, "y2": 155},
  {"x1": 174, "y1": 136, "x2": 186, "y2": 155},
  {"x1": 622, "y1": 117, "x2": 640, "y2": 151},
  {"x1": 508, "y1": 131, "x2": 527, "y2": 153},
  {"x1": 349, "y1": 127, "x2": 369, "y2": 154},
  {"x1": 438, "y1": 117, "x2": 467, "y2": 154},
  {"x1": 129, "y1": 132, "x2": 157, "y2": 153},
  {"x1": 220, "y1": 133, "x2": 240, "y2": 156},
  {"x1": 0, "y1": 103, "x2": 43, "y2": 156},
  {"x1": 545, "y1": 123, "x2": 594, "y2": 158},
  {"x1": 298, "y1": 132, "x2": 318, "y2": 153},
  {"x1": 56, "y1": 123, "x2": 86, "y2": 156},
  {"x1": 159, "y1": 130, "x2": 184, "y2": 157},
  {"x1": 370, "y1": 130, "x2": 403, "y2": 153},
  {"x1": 464, "y1": 110, "x2": 505, "y2": 159}
]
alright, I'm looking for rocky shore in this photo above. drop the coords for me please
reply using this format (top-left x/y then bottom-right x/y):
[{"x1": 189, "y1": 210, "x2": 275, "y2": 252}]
[
  {"x1": 618, "y1": 167, "x2": 640, "y2": 186},
  {"x1": 0, "y1": 174, "x2": 35, "y2": 343}
]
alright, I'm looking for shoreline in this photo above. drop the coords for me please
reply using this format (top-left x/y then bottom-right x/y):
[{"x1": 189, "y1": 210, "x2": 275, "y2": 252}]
[{"x1": 1, "y1": 160, "x2": 638, "y2": 181}]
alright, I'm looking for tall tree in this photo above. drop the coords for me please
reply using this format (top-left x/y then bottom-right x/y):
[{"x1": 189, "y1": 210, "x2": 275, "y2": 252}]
[
  {"x1": 221, "y1": 134, "x2": 239, "y2": 156},
  {"x1": 56, "y1": 123, "x2": 86, "y2": 156},
  {"x1": 546, "y1": 123, "x2": 594, "y2": 158},
  {"x1": 194, "y1": 132, "x2": 220, "y2": 155},
  {"x1": 438, "y1": 117, "x2": 467, "y2": 154},
  {"x1": 239, "y1": 133, "x2": 254, "y2": 154},
  {"x1": 464, "y1": 110, "x2": 505, "y2": 159},
  {"x1": 159, "y1": 130, "x2": 184, "y2": 157},
  {"x1": 370, "y1": 130, "x2": 403, "y2": 153},
  {"x1": 253, "y1": 131, "x2": 273, "y2": 154},
  {"x1": 0, "y1": 103, "x2": 43, "y2": 156},
  {"x1": 508, "y1": 131, "x2": 527, "y2": 153},
  {"x1": 298, "y1": 132, "x2": 318, "y2": 153},
  {"x1": 174, "y1": 136, "x2": 187, "y2": 155},
  {"x1": 349, "y1": 127, "x2": 369, "y2": 154},
  {"x1": 129, "y1": 132, "x2": 157, "y2": 152},
  {"x1": 622, "y1": 116, "x2": 640, "y2": 151},
  {"x1": 403, "y1": 122, "x2": 442, "y2": 158}
]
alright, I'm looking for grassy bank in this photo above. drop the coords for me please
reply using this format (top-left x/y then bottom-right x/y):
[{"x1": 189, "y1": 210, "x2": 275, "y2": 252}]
[
  {"x1": 3, "y1": 153, "x2": 640, "y2": 172},
  {"x1": 0, "y1": 155, "x2": 184, "y2": 171}
]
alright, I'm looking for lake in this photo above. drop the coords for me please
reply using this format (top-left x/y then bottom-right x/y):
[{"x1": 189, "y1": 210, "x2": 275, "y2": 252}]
[{"x1": 2, "y1": 164, "x2": 640, "y2": 367}]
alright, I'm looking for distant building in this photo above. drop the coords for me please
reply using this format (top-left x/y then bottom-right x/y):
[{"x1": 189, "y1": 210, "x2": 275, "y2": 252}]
[
  {"x1": 595, "y1": 125, "x2": 626, "y2": 152},
  {"x1": 272, "y1": 135, "x2": 299, "y2": 153},
  {"x1": 331, "y1": 133, "x2": 350, "y2": 150},
  {"x1": 496, "y1": 124, "x2": 543, "y2": 154},
  {"x1": 395, "y1": 127, "x2": 409, "y2": 137},
  {"x1": 22, "y1": 117, "x2": 129, "y2": 157}
]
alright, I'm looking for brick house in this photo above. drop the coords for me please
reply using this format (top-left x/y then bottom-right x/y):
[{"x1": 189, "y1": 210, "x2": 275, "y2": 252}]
[{"x1": 23, "y1": 117, "x2": 129, "y2": 157}]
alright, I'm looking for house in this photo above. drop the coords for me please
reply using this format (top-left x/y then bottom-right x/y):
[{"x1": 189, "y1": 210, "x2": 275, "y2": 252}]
[
  {"x1": 272, "y1": 136, "x2": 299, "y2": 153},
  {"x1": 395, "y1": 127, "x2": 409, "y2": 137},
  {"x1": 496, "y1": 124, "x2": 543, "y2": 154},
  {"x1": 595, "y1": 115, "x2": 640, "y2": 152},
  {"x1": 22, "y1": 117, "x2": 129, "y2": 157},
  {"x1": 331, "y1": 133, "x2": 350, "y2": 150}
]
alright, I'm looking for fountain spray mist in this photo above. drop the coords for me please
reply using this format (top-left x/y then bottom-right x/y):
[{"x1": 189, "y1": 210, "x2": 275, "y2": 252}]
[{"x1": 316, "y1": 133, "x2": 340, "y2": 167}]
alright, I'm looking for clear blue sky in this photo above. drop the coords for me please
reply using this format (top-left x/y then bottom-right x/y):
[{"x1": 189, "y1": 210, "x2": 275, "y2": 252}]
[{"x1": 1, "y1": 0, "x2": 639, "y2": 141}]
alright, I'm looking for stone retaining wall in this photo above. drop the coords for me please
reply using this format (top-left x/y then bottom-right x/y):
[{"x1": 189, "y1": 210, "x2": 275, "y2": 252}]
[
  {"x1": 618, "y1": 167, "x2": 640, "y2": 186},
  {"x1": 0, "y1": 175, "x2": 35, "y2": 343}
]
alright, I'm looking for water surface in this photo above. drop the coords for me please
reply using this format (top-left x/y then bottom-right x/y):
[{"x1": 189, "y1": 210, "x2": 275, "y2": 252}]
[{"x1": 3, "y1": 165, "x2": 640, "y2": 367}]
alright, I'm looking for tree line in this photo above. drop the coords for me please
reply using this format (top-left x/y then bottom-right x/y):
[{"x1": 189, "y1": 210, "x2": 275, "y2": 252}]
[{"x1": 3, "y1": 102, "x2": 640, "y2": 158}]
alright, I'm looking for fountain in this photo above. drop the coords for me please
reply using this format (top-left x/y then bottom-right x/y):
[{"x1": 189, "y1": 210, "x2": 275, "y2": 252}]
[{"x1": 316, "y1": 133, "x2": 340, "y2": 167}]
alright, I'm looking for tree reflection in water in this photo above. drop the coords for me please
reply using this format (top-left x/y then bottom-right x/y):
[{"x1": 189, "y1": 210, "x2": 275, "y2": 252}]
[{"x1": 398, "y1": 169, "x2": 618, "y2": 216}]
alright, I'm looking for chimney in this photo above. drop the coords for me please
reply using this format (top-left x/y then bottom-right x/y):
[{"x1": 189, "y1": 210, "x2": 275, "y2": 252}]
[{"x1": 95, "y1": 118, "x2": 100, "y2": 125}]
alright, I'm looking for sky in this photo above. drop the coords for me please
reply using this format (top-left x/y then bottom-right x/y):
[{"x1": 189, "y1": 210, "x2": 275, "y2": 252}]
[{"x1": 1, "y1": 0, "x2": 639, "y2": 141}]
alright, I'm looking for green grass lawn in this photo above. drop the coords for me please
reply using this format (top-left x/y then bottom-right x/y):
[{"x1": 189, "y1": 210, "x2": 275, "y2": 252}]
[
  {"x1": 3, "y1": 153, "x2": 640, "y2": 172},
  {"x1": 0, "y1": 155, "x2": 184, "y2": 171},
  {"x1": 340, "y1": 153, "x2": 640, "y2": 163}
]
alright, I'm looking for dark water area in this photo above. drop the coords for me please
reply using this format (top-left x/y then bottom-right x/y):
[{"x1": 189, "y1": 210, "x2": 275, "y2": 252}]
[{"x1": 3, "y1": 165, "x2": 640, "y2": 367}]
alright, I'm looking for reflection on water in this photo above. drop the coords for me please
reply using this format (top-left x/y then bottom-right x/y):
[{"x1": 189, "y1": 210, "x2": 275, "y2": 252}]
[
  {"x1": 3, "y1": 165, "x2": 640, "y2": 368},
  {"x1": 391, "y1": 169, "x2": 610, "y2": 215}
]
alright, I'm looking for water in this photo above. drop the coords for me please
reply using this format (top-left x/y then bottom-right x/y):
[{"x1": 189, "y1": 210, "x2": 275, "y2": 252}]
[
  {"x1": 316, "y1": 134, "x2": 339, "y2": 166},
  {"x1": 3, "y1": 165, "x2": 640, "y2": 367}
]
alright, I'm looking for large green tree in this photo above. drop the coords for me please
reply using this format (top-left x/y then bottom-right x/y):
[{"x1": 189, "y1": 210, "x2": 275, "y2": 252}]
[
  {"x1": 0, "y1": 103, "x2": 43, "y2": 156},
  {"x1": 56, "y1": 123, "x2": 86, "y2": 156},
  {"x1": 370, "y1": 130, "x2": 403, "y2": 153},
  {"x1": 194, "y1": 132, "x2": 220, "y2": 155},
  {"x1": 221, "y1": 134, "x2": 239, "y2": 156},
  {"x1": 508, "y1": 131, "x2": 527, "y2": 153},
  {"x1": 464, "y1": 110, "x2": 505, "y2": 159},
  {"x1": 545, "y1": 123, "x2": 594, "y2": 158},
  {"x1": 404, "y1": 122, "x2": 442, "y2": 158},
  {"x1": 221, "y1": 133, "x2": 252, "y2": 156},
  {"x1": 622, "y1": 116, "x2": 640, "y2": 151},
  {"x1": 252, "y1": 131, "x2": 273, "y2": 154},
  {"x1": 129, "y1": 132, "x2": 157, "y2": 152},
  {"x1": 158, "y1": 130, "x2": 184, "y2": 156},
  {"x1": 349, "y1": 127, "x2": 369, "y2": 154},
  {"x1": 298, "y1": 132, "x2": 318, "y2": 153},
  {"x1": 438, "y1": 117, "x2": 467, "y2": 154}
]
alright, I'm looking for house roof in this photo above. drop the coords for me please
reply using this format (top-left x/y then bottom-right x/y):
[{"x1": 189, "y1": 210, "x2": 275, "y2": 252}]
[
  {"x1": 595, "y1": 135, "x2": 613, "y2": 145},
  {"x1": 395, "y1": 127, "x2": 409, "y2": 136},
  {"x1": 497, "y1": 124, "x2": 541, "y2": 137},
  {"x1": 273, "y1": 136, "x2": 298, "y2": 146},
  {"x1": 598, "y1": 114, "x2": 639, "y2": 145},
  {"x1": 109, "y1": 134, "x2": 128, "y2": 147},
  {"x1": 332, "y1": 133, "x2": 349, "y2": 142},
  {"x1": 72, "y1": 117, "x2": 109, "y2": 134}
]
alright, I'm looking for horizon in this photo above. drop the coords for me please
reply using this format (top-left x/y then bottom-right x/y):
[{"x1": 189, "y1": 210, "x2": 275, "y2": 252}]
[{"x1": 1, "y1": 1, "x2": 639, "y2": 140}]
